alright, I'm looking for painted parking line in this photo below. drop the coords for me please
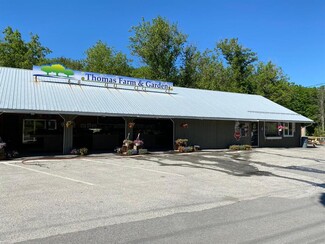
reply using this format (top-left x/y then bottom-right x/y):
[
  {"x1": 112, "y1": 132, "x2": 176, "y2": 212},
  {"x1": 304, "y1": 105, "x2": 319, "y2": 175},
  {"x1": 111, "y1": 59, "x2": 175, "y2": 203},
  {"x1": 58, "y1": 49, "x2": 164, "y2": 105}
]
[
  {"x1": 2, "y1": 162, "x2": 96, "y2": 186},
  {"x1": 0, "y1": 160, "x2": 22, "y2": 164},
  {"x1": 22, "y1": 159, "x2": 70, "y2": 163},
  {"x1": 82, "y1": 158, "x2": 185, "y2": 177}
]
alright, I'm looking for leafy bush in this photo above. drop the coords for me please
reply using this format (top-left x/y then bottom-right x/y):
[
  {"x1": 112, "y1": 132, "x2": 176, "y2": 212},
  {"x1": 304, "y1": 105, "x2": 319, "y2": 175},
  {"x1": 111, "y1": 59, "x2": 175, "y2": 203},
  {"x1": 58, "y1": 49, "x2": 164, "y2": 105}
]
[
  {"x1": 70, "y1": 148, "x2": 88, "y2": 156},
  {"x1": 79, "y1": 147, "x2": 88, "y2": 156},
  {"x1": 229, "y1": 145, "x2": 252, "y2": 151},
  {"x1": 313, "y1": 127, "x2": 325, "y2": 137}
]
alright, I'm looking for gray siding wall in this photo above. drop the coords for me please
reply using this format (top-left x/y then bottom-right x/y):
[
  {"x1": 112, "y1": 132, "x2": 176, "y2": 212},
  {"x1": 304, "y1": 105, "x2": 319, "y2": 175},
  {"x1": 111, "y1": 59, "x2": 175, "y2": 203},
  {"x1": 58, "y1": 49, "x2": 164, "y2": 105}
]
[
  {"x1": 258, "y1": 122, "x2": 301, "y2": 147},
  {"x1": 174, "y1": 119, "x2": 301, "y2": 149},
  {"x1": 174, "y1": 119, "x2": 251, "y2": 149}
]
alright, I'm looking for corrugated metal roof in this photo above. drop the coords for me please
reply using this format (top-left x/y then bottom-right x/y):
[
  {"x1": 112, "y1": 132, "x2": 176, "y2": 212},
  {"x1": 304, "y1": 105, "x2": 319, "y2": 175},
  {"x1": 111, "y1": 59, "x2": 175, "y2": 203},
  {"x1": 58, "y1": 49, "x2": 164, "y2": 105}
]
[{"x1": 0, "y1": 67, "x2": 313, "y2": 123}]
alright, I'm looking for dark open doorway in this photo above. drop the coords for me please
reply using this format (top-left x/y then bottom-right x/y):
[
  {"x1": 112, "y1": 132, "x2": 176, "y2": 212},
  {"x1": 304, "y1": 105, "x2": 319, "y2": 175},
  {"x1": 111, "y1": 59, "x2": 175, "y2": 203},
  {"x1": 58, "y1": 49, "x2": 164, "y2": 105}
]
[
  {"x1": 133, "y1": 118, "x2": 173, "y2": 151},
  {"x1": 0, "y1": 113, "x2": 63, "y2": 155},
  {"x1": 251, "y1": 122, "x2": 259, "y2": 147},
  {"x1": 73, "y1": 116, "x2": 125, "y2": 152}
]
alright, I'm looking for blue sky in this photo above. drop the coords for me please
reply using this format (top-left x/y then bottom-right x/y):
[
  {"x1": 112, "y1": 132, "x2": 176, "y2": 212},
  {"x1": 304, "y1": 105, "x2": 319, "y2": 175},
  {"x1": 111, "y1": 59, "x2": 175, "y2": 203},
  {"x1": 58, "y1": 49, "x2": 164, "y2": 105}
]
[{"x1": 1, "y1": 0, "x2": 324, "y2": 87}]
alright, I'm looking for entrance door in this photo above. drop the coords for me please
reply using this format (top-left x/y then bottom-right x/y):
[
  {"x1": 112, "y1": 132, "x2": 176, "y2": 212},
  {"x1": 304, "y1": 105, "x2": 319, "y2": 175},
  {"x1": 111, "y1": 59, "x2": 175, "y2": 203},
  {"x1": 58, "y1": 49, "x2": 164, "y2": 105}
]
[
  {"x1": 251, "y1": 122, "x2": 259, "y2": 147},
  {"x1": 133, "y1": 119, "x2": 173, "y2": 151}
]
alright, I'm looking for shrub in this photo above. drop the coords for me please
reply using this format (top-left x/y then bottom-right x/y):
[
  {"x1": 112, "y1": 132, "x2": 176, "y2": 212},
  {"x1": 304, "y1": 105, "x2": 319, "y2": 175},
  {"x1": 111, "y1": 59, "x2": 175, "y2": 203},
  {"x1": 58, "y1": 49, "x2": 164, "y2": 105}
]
[
  {"x1": 70, "y1": 148, "x2": 88, "y2": 156},
  {"x1": 229, "y1": 145, "x2": 252, "y2": 151},
  {"x1": 79, "y1": 147, "x2": 88, "y2": 156}
]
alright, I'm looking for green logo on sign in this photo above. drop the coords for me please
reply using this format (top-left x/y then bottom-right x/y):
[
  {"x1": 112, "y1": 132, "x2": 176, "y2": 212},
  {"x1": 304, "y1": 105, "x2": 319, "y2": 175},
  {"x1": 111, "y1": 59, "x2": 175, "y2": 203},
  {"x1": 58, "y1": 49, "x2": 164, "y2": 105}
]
[{"x1": 41, "y1": 64, "x2": 74, "y2": 77}]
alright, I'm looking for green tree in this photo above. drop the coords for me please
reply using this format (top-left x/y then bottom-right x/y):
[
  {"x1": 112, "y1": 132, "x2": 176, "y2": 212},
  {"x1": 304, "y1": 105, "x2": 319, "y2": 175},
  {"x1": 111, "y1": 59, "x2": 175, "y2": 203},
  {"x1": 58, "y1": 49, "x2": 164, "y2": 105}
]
[
  {"x1": 84, "y1": 40, "x2": 131, "y2": 76},
  {"x1": 318, "y1": 86, "x2": 325, "y2": 132},
  {"x1": 0, "y1": 27, "x2": 51, "y2": 69},
  {"x1": 217, "y1": 38, "x2": 257, "y2": 93},
  {"x1": 129, "y1": 16, "x2": 187, "y2": 82},
  {"x1": 194, "y1": 49, "x2": 231, "y2": 92},
  {"x1": 178, "y1": 45, "x2": 200, "y2": 87},
  {"x1": 39, "y1": 57, "x2": 84, "y2": 71},
  {"x1": 253, "y1": 61, "x2": 292, "y2": 107},
  {"x1": 130, "y1": 66, "x2": 154, "y2": 80}
]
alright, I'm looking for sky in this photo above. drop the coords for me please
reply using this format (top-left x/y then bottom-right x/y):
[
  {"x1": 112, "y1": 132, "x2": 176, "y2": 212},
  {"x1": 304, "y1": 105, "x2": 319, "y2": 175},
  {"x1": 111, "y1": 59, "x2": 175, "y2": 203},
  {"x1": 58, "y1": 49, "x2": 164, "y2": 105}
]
[{"x1": 0, "y1": 0, "x2": 324, "y2": 87}]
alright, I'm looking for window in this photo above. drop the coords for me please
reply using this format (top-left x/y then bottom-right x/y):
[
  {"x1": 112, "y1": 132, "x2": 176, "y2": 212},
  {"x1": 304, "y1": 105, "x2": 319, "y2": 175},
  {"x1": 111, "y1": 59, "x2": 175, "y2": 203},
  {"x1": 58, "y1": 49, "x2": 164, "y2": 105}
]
[
  {"x1": 283, "y1": 122, "x2": 295, "y2": 137},
  {"x1": 234, "y1": 122, "x2": 249, "y2": 137},
  {"x1": 264, "y1": 122, "x2": 282, "y2": 139},
  {"x1": 23, "y1": 119, "x2": 46, "y2": 143},
  {"x1": 47, "y1": 120, "x2": 57, "y2": 130}
]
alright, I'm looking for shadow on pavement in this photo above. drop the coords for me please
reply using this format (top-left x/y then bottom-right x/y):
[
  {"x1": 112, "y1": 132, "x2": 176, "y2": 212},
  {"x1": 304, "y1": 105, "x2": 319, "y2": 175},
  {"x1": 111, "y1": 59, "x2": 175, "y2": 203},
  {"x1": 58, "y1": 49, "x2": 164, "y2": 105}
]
[
  {"x1": 135, "y1": 151, "x2": 325, "y2": 189},
  {"x1": 320, "y1": 193, "x2": 325, "y2": 207}
]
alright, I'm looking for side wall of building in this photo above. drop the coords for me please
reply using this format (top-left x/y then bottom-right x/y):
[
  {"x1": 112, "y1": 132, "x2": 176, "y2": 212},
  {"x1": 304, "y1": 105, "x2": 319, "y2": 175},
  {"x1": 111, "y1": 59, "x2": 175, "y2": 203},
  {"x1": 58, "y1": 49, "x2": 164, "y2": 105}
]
[
  {"x1": 174, "y1": 119, "x2": 251, "y2": 149},
  {"x1": 258, "y1": 122, "x2": 301, "y2": 147}
]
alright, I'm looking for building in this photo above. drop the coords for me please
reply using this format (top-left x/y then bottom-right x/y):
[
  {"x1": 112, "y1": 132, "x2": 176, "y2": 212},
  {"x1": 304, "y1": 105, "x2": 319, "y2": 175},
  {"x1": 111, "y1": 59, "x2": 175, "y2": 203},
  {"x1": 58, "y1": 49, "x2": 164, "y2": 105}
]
[{"x1": 0, "y1": 66, "x2": 313, "y2": 155}]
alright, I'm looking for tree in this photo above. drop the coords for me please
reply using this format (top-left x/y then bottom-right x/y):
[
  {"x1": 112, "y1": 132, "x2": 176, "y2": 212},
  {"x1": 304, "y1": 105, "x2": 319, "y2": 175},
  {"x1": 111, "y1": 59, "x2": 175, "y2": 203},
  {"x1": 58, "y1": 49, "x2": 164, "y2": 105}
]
[
  {"x1": 194, "y1": 49, "x2": 227, "y2": 91},
  {"x1": 178, "y1": 45, "x2": 200, "y2": 87},
  {"x1": 84, "y1": 40, "x2": 131, "y2": 76},
  {"x1": 39, "y1": 57, "x2": 84, "y2": 71},
  {"x1": 0, "y1": 26, "x2": 51, "y2": 69},
  {"x1": 318, "y1": 86, "x2": 325, "y2": 132},
  {"x1": 129, "y1": 16, "x2": 187, "y2": 82},
  {"x1": 253, "y1": 61, "x2": 292, "y2": 107},
  {"x1": 217, "y1": 38, "x2": 257, "y2": 93},
  {"x1": 131, "y1": 66, "x2": 154, "y2": 80}
]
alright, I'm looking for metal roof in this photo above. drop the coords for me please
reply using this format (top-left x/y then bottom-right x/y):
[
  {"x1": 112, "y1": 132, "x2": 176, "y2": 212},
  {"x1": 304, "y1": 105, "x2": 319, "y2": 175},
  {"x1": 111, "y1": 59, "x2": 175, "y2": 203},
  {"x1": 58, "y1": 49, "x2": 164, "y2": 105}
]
[{"x1": 0, "y1": 67, "x2": 313, "y2": 123}]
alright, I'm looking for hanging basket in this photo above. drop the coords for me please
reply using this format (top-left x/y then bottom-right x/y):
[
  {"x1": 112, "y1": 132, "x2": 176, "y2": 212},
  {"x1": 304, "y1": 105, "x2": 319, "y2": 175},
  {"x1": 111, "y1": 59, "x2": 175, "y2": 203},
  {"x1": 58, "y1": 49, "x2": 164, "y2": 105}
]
[
  {"x1": 128, "y1": 122, "x2": 135, "y2": 128},
  {"x1": 65, "y1": 121, "x2": 74, "y2": 128}
]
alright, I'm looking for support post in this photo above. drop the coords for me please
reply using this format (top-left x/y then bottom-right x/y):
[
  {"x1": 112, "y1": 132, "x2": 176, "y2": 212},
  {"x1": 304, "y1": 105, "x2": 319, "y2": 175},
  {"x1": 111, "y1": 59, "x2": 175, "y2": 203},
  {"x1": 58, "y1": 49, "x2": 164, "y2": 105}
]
[
  {"x1": 170, "y1": 119, "x2": 175, "y2": 150},
  {"x1": 123, "y1": 117, "x2": 134, "y2": 140},
  {"x1": 60, "y1": 115, "x2": 77, "y2": 154}
]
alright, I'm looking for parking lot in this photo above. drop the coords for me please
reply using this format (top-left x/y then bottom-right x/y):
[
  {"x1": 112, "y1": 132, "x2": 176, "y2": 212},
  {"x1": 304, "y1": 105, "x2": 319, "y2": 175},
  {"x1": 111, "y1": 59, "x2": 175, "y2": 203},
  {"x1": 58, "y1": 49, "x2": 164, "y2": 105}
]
[{"x1": 1, "y1": 147, "x2": 325, "y2": 243}]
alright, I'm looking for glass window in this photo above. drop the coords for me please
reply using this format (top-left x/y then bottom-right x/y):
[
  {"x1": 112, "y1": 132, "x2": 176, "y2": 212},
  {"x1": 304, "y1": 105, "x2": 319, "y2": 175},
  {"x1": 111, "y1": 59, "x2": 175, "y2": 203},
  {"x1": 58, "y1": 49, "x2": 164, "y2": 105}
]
[
  {"x1": 47, "y1": 120, "x2": 57, "y2": 130},
  {"x1": 264, "y1": 122, "x2": 282, "y2": 138},
  {"x1": 283, "y1": 122, "x2": 294, "y2": 137},
  {"x1": 23, "y1": 119, "x2": 46, "y2": 143},
  {"x1": 234, "y1": 122, "x2": 249, "y2": 137}
]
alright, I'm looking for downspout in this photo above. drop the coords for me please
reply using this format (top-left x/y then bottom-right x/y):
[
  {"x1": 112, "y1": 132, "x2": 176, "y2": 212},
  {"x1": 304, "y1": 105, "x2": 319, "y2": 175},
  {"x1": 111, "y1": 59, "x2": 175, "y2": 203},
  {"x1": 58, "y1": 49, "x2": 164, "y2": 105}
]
[{"x1": 123, "y1": 117, "x2": 127, "y2": 139}]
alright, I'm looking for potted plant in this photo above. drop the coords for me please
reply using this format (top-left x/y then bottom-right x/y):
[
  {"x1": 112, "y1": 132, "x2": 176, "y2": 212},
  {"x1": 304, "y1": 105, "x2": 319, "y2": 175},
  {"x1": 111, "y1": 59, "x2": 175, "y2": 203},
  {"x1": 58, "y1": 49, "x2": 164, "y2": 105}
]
[
  {"x1": 175, "y1": 139, "x2": 188, "y2": 150},
  {"x1": 133, "y1": 133, "x2": 144, "y2": 147}
]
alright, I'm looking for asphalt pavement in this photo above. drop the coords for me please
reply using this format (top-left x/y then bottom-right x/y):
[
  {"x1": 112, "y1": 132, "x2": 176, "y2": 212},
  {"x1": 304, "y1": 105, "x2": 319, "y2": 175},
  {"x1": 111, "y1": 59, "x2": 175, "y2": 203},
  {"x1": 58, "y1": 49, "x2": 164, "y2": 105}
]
[{"x1": 1, "y1": 147, "x2": 324, "y2": 243}]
